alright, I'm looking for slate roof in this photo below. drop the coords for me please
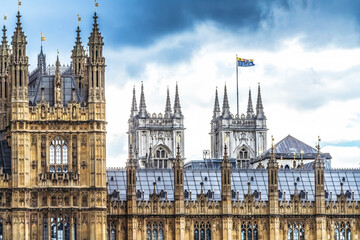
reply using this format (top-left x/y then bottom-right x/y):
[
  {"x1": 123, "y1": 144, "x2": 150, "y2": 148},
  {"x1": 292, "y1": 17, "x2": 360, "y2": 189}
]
[
  {"x1": 28, "y1": 74, "x2": 84, "y2": 106},
  {"x1": 107, "y1": 168, "x2": 359, "y2": 202},
  {"x1": 258, "y1": 135, "x2": 332, "y2": 161}
]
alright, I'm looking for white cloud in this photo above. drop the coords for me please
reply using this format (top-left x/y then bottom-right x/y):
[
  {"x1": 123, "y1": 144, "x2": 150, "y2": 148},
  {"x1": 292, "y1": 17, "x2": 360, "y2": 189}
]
[
  {"x1": 323, "y1": 146, "x2": 360, "y2": 169},
  {"x1": 105, "y1": 22, "x2": 360, "y2": 167}
]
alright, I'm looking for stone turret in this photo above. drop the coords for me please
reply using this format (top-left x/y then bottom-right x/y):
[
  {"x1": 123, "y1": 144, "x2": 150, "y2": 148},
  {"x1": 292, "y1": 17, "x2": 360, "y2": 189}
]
[
  {"x1": 173, "y1": 143, "x2": 185, "y2": 240},
  {"x1": 313, "y1": 136, "x2": 326, "y2": 239},
  {"x1": 10, "y1": 11, "x2": 29, "y2": 108},
  {"x1": 0, "y1": 24, "x2": 10, "y2": 130},
  {"x1": 87, "y1": 12, "x2": 105, "y2": 105},
  {"x1": 71, "y1": 26, "x2": 86, "y2": 91},
  {"x1": 221, "y1": 144, "x2": 232, "y2": 239}
]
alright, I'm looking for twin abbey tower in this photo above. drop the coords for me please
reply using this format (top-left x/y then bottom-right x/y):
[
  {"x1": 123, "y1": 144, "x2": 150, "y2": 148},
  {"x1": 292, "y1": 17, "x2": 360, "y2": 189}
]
[{"x1": 0, "y1": 10, "x2": 107, "y2": 239}]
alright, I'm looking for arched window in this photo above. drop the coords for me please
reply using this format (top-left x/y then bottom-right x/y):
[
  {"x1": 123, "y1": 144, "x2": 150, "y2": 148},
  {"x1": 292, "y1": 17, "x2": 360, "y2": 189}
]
[
  {"x1": 43, "y1": 217, "x2": 48, "y2": 240},
  {"x1": 194, "y1": 222, "x2": 211, "y2": 240},
  {"x1": 49, "y1": 137, "x2": 69, "y2": 173},
  {"x1": 237, "y1": 147, "x2": 250, "y2": 168},
  {"x1": 334, "y1": 222, "x2": 351, "y2": 240},
  {"x1": 49, "y1": 216, "x2": 72, "y2": 240},
  {"x1": 288, "y1": 222, "x2": 305, "y2": 240},
  {"x1": 241, "y1": 221, "x2": 258, "y2": 240},
  {"x1": 147, "y1": 222, "x2": 164, "y2": 240},
  {"x1": 153, "y1": 146, "x2": 169, "y2": 169}
]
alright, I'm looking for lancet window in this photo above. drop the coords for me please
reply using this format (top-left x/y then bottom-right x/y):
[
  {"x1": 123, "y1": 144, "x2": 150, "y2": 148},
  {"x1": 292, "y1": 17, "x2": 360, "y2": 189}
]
[
  {"x1": 194, "y1": 221, "x2": 211, "y2": 240},
  {"x1": 237, "y1": 147, "x2": 250, "y2": 168},
  {"x1": 43, "y1": 215, "x2": 76, "y2": 240},
  {"x1": 334, "y1": 222, "x2": 351, "y2": 240},
  {"x1": 153, "y1": 146, "x2": 169, "y2": 169},
  {"x1": 241, "y1": 221, "x2": 258, "y2": 240},
  {"x1": 49, "y1": 137, "x2": 68, "y2": 173},
  {"x1": 287, "y1": 222, "x2": 305, "y2": 240},
  {"x1": 107, "y1": 223, "x2": 116, "y2": 240},
  {"x1": 146, "y1": 222, "x2": 164, "y2": 240}
]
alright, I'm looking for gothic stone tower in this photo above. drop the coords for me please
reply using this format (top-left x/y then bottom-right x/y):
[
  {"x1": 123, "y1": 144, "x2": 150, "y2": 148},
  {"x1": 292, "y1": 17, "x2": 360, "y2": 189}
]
[
  {"x1": 0, "y1": 11, "x2": 107, "y2": 239},
  {"x1": 210, "y1": 83, "x2": 267, "y2": 168},
  {"x1": 128, "y1": 83, "x2": 185, "y2": 169}
]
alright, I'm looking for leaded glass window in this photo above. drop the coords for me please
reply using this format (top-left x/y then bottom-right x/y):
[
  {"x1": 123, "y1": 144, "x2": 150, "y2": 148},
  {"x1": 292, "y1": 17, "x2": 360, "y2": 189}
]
[
  {"x1": 241, "y1": 221, "x2": 258, "y2": 240},
  {"x1": 288, "y1": 222, "x2": 305, "y2": 240},
  {"x1": 335, "y1": 222, "x2": 351, "y2": 240},
  {"x1": 194, "y1": 222, "x2": 211, "y2": 240},
  {"x1": 146, "y1": 221, "x2": 163, "y2": 240},
  {"x1": 49, "y1": 137, "x2": 69, "y2": 173},
  {"x1": 153, "y1": 146, "x2": 169, "y2": 169}
]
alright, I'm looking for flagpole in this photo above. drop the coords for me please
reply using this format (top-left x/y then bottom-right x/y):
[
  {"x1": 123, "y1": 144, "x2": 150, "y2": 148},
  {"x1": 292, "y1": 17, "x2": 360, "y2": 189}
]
[{"x1": 236, "y1": 54, "x2": 239, "y2": 117}]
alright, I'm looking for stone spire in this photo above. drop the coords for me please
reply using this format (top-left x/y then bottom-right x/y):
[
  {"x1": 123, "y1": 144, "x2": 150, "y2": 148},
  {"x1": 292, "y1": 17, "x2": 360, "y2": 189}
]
[
  {"x1": 222, "y1": 84, "x2": 231, "y2": 118},
  {"x1": 130, "y1": 86, "x2": 138, "y2": 117},
  {"x1": 37, "y1": 46, "x2": 46, "y2": 75},
  {"x1": 256, "y1": 82, "x2": 265, "y2": 119},
  {"x1": 138, "y1": 82, "x2": 148, "y2": 118},
  {"x1": 10, "y1": 11, "x2": 29, "y2": 104},
  {"x1": 173, "y1": 82, "x2": 182, "y2": 118},
  {"x1": 212, "y1": 87, "x2": 221, "y2": 119},
  {"x1": 72, "y1": 26, "x2": 86, "y2": 89},
  {"x1": 164, "y1": 87, "x2": 172, "y2": 118},
  {"x1": 12, "y1": 12, "x2": 26, "y2": 46},
  {"x1": 54, "y1": 52, "x2": 63, "y2": 107},
  {"x1": 87, "y1": 11, "x2": 105, "y2": 103},
  {"x1": 88, "y1": 12, "x2": 103, "y2": 51},
  {"x1": 1, "y1": 25, "x2": 10, "y2": 56},
  {"x1": 246, "y1": 88, "x2": 254, "y2": 118}
]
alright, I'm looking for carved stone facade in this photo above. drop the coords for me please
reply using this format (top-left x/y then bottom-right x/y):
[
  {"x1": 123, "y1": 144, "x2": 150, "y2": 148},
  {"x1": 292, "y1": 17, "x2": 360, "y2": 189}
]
[
  {"x1": 210, "y1": 84, "x2": 267, "y2": 168},
  {"x1": 0, "y1": 11, "x2": 107, "y2": 239}
]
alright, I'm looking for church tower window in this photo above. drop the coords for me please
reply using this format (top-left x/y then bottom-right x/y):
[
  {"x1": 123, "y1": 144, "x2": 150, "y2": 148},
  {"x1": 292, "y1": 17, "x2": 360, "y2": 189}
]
[
  {"x1": 49, "y1": 137, "x2": 69, "y2": 173},
  {"x1": 153, "y1": 146, "x2": 169, "y2": 169},
  {"x1": 237, "y1": 147, "x2": 250, "y2": 168}
]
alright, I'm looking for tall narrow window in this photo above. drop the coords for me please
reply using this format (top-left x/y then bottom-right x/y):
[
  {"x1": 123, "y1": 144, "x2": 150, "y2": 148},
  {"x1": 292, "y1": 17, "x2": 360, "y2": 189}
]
[
  {"x1": 50, "y1": 145, "x2": 55, "y2": 164},
  {"x1": 153, "y1": 146, "x2": 169, "y2": 169},
  {"x1": 43, "y1": 217, "x2": 48, "y2": 240},
  {"x1": 49, "y1": 137, "x2": 69, "y2": 173},
  {"x1": 288, "y1": 222, "x2": 305, "y2": 240},
  {"x1": 194, "y1": 222, "x2": 211, "y2": 240},
  {"x1": 0, "y1": 218, "x2": 3, "y2": 240}
]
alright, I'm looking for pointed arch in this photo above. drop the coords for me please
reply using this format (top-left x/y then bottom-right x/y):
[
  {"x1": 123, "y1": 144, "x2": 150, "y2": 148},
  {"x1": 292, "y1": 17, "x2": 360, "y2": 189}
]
[{"x1": 152, "y1": 144, "x2": 172, "y2": 169}]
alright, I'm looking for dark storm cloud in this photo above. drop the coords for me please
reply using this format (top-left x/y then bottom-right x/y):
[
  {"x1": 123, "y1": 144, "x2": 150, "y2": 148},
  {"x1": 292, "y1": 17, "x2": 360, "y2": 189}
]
[{"x1": 102, "y1": 0, "x2": 287, "y2": 47}]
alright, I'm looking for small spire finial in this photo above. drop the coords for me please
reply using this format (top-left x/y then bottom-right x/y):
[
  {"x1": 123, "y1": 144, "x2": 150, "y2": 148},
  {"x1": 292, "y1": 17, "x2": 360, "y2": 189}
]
[
  {"x1": 3, "y1": 14, "x2": 6, "y2": 26},
  {"x1": 18, "y1": 0, "x2": 21, "y2": 11},
  {"x1": 95, "y1": 0, "x2": 99, "y2": 12},
  {"x1": 77, "y1": 14, "x2": 81, "y2": 27},
  {"x1": 40, "y1": 32, "x2": 46, "y2": 47}
]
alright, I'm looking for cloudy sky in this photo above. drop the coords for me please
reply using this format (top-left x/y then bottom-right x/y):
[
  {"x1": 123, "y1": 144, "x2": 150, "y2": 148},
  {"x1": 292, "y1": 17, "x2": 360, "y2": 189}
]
[{"x1": 2, "y1": 0, "x2": 360, "y2": 168}]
